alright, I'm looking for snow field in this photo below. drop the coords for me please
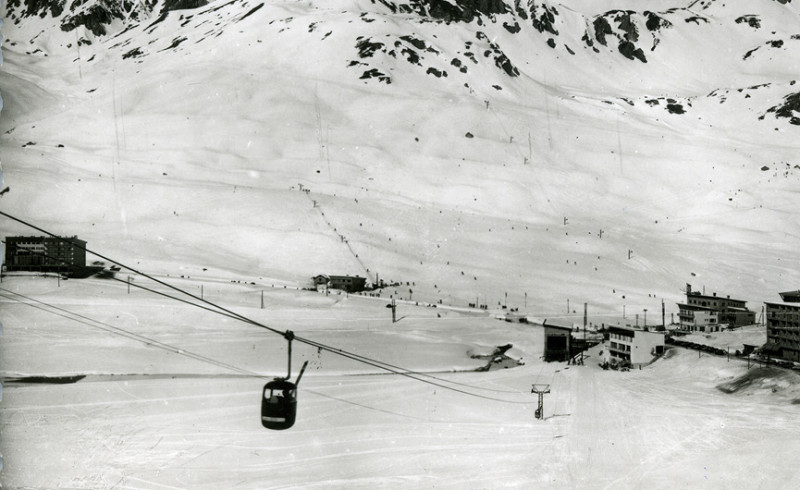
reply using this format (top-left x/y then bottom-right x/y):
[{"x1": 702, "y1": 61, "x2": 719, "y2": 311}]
[{"x1": 2, "y1": 275, "x2": 800, "y2": 488}]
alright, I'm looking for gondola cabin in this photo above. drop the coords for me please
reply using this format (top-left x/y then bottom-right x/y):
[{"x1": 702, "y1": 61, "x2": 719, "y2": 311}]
[{"x1": 261, "y1": 379, "x2": 297, "y2": 430}]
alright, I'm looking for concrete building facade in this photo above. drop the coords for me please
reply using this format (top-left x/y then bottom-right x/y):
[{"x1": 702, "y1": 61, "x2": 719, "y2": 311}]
[
  {"x1": 677, "y1": 285, "x2": 755, "y2": 331},
  {"x1": 605, "y1": 325, "x2": 665, "y2": 367},
  {"x1": 3, "y1": 236, "x2": 86, "y2": 274},
  {"x1": 765, "y1": 291, "x2": 800, "y2": 362}
]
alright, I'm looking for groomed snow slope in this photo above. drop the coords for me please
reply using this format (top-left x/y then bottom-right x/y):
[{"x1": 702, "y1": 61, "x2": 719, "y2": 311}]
[
  {"x1": 1, "y1": 0, "x2": 800, "y2": 319},
  {"x1": 1, "y1": 275, "x2": 800, "y2": 488},
  {"x1": 3, "y1": 0, "x2": 800, "y2": 487}
]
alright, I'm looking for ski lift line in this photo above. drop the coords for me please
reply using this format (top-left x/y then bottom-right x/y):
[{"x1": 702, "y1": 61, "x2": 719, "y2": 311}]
[
  {"x1": 0, "y1": 288, "x2": 263, "y2": 380},
  {"x1": 0, "y1": 290, "x2": 447, "y2": 422},
  {"x1": 290, "y1": 338, "x2": 536, "y2": 404},
  {"x1": 0, "y1": 210, "x2": 286, "y2": 337},
  {"x1": 114, "y1": 274, "x2": 523, "y2": 396},
  {"x1": 17, "y1": 247, "x2": 525, "y2": 397},
  {"x1": 0, "y1": 212, "x2": 534, "y2": 403},
  {"x1": 291, "y1": 337, "x2": 533, "y2": 403}
]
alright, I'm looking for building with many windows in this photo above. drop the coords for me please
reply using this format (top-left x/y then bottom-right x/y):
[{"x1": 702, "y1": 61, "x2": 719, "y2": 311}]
[
  {"x1": 3, "y1": 236, "x2": 86, "y2": 274},
  {"x1": 312, "y1": 274, "x2": 368, "y2": 293},
  {"x1": 604, "y1": 325, "x2": 665, "y2": 367},
  {"x1": 765, "y1": 291, "x2": 800, "y2": 362},
  {"x1": 677, "y1": 285, "x2": 755, "y2": 331}
]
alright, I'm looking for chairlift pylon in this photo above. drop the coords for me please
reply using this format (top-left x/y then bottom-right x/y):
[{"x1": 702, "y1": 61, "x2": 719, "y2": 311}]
[{"x1": 261, "y1": 330, "x2": 309, "y2": 430}]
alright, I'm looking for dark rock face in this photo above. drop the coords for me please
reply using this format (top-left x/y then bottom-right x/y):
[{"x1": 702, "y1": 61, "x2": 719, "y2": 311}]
[
  {"x1": 356, "y1": 37, "x2": 385, "y2": 58},
  {"x1": 6, "y1": 0, "x2": 64, "y2": 18},
  {"x1": 584, "y1": 9, "x2": 679, "y2": 63},
  {"x1": 735, "y1": 15, "x2": 761, "y2": 29},
  {"x1": 527, "y1": 2, "x2": 559, "y2": 35},
  {"x1": 374, "y1": 0, "x2": 510, "y2": 23},
  {"x1": 62, "y1": 3, "x2": 119, "y2": 36},
  {"x1": 666, "y1": 103, "x2": 685, "y2": 114},
  {"x1": 5, "y1": 0, "x2": 202, "y2": 37},
  {"x1": 162, "y1": 0, "x2": 208, "y2": 13},
  {"x1": 766, "y1": 92, "x2": 800, "y2": 125},
  {"x1": 360, "y1": 68, "x2": 392, "y2": 83},
  {"x1": 618, "y1": 40, "x2": 646, "y2": 63}
]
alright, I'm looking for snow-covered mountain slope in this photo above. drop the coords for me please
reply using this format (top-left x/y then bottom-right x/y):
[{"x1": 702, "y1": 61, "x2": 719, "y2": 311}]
[{"x1": 2, "y1": 0, "x2": 800, "y2": 319}]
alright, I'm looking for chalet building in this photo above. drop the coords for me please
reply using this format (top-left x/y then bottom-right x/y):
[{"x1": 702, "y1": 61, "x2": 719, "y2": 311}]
[
  {"x1": 765, "y1": 290, "x2": 800, "y2": 362},
  {"x1": 3, "y1": 236, "x2": 86, "y2": 274},
  {"x1": 312, "y1": 274, "x2": 367, "y2": 293},
  {"x1": 677, "y1": 285, "x2": 755, "y2": 332},
  {"x1": 604, "y1": 325, "x2": 665, "y2": 367}
]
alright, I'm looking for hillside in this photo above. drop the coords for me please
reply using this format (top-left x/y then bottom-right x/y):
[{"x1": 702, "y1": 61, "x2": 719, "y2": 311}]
[
  {"x1": 2, "y1": 0, "x2": 800, "y2": 319},
  {"x1": 3, "y1": 2, "x2": 800, "y2": 487}
]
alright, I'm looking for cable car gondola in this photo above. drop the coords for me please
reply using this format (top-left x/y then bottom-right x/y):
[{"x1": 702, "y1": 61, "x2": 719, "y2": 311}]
[{"x1": 261, "y1": 331, "x2": 308, "y2": 430}]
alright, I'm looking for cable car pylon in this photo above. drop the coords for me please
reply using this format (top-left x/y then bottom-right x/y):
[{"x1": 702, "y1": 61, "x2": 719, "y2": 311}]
[{"x1": 261, "y1": 330, "x2": 309, "y2": 430}]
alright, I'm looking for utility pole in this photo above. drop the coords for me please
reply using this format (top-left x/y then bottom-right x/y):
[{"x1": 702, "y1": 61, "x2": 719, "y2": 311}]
[
  {"x1": 387, "y1": 298, "x2": 397, "y2": 323},
  {"x1": 261, "y1": 290, "x2": 265, "y2": 309},
  {"x1": 662, "y1": 299, "x2": 665, "y2": 330},
  {"x1": 582, "y1": 302, "x2": 587, "y2": 365},
  {"x1": 531, "y1": 384, "x2": 551, "y2": 420},
  {"x1": 127, "y1": 275, "x2": 131, "y2": 294},
  {"x1": 567, "y1": 298, "x2": 570, "y2": 314},
  {"x1": 643, "y1": 309, "x2": 648, "y2": 330}
]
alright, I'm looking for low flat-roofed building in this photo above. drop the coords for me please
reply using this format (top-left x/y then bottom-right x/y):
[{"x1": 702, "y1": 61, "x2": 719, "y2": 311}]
[
  {"x1": 605, "y1": 325, "x2": 665, "y2": 367},
  {"x1": 677, "y1": 285, "x2": 755, "y2": 330},
  {"x1": 677, "y1": 303, "x2": 719, "y2": 332},
  {"x1": 542, "y1": 319, "x2": 573, "y2": 363},
  {"x1": 312, "y1": 274, "x2": 368, "y2": 293}
]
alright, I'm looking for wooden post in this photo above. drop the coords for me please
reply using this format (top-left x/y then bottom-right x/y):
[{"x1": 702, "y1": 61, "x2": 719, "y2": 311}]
[{"x1": 261, "y1": 290, "x2": 264, "y2": 309}]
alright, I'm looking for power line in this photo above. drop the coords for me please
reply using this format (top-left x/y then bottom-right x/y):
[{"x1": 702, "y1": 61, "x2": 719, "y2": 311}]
[
  {"x1": 0, "y1": 210, "x2": 536, "y2": 404},
  {"x1": 109, "y1": 276, "x2": 523, "y2": 396},
  {"x1": 5, "y1": 242, "x2": 523, "y2": 396},
  {"x1": 0, "y1": 288, "x2": 435, "y2": 421},
  {"x1": 0, "y1": 287, "x2": 262, "y2": 379}
]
